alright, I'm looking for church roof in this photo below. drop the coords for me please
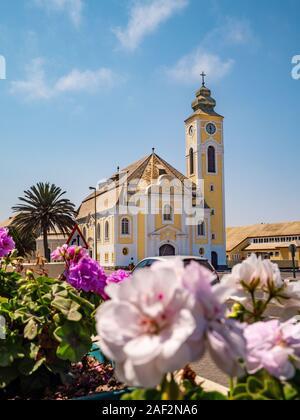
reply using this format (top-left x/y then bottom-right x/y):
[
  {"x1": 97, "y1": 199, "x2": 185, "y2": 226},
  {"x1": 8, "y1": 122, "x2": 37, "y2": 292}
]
[
  {"x1": 227, "y1": 221, "x2": 300, "y2": 252},
  {"x1": 78, "y1": 152, "x2": 209, "y2": 220}
]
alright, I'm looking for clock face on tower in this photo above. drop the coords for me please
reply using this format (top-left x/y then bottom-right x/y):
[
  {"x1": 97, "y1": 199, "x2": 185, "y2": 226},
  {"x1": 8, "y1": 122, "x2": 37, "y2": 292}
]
[{"x1": 206, "y1": 123, "x2": 217, "y2": 136}]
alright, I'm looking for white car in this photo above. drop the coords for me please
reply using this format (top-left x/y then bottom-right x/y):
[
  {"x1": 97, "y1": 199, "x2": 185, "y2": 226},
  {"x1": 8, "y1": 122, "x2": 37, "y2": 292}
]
[{"x1": 132, "y1": 256, "x2": 219, "y2": 284}]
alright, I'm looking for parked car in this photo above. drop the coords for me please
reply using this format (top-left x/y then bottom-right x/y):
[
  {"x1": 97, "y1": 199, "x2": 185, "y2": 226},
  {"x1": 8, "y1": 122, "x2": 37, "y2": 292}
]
[{"x1": 132, "y1": 256, "x2": 219, "y2": 284}]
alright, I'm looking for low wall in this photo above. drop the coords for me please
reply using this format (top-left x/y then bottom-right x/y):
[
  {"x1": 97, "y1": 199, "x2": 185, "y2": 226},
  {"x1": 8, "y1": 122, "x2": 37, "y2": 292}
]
[{"x1": 23, "y1": 263, "x2": 65, "y2": 279}]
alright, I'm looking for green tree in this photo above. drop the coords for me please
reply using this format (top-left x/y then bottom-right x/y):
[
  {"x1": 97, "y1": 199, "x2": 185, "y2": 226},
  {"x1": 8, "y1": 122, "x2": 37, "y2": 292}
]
[{"x1": 12, "y1": 183, "x2": 76, "y2": 261}]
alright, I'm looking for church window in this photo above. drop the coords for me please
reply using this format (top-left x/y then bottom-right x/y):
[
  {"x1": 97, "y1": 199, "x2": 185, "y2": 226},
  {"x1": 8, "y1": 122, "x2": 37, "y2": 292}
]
[
  {"x1": 163, "y1": 205, "x2": 173, "y2": 222},
  {"x1": 211, "y1": 209, "x2": 215, "y2": 216},
  {"x1": 197, "y1": 222, "x2": 206, "y2": 237},
  {"x1": 121, "y1": 218, "x2": 130, "y2": 236},
  {"x1": 189, "y1": 148, "x2": 194, "y2": 175},
  {"x1": 208, "y1": 146, "x2": 216, "y2": 173},
  {"x1": 212, "y1": 233, "x2": 216, "y2": 240},
  {"x1": 210, "y1": 184, "x2": 215, "y2": 192},
  {"x1": 83, "y1": 227, "x2": 87, "y2": 239},
  {"x1": 105, "y1": 221, "x2": 110, "y2": 241},
  {"x1": 97, "y1": 223, "x2": 101, "y2": 241}
]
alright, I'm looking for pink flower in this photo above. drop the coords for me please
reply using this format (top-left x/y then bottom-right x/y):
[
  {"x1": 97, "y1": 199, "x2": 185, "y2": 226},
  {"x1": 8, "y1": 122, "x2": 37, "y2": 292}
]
[
  {"x1": 245, "y1": 319, "x2": 300, "y2": 380},
  {"x1": 66, "y1": 257, "x2": 107, "y2": 298},
  {"x1": 106, "y1": 270, "x2": 131, "y2": 285},
  {"x1": 0, "y1": 228, "x2": 15, "y2": 258},
  {"x1": 51, "y1": 245, "x2": 88, "y2": 264},
  {"x1": 102, "y1": 270, "x2": 131, "y2": 300}
]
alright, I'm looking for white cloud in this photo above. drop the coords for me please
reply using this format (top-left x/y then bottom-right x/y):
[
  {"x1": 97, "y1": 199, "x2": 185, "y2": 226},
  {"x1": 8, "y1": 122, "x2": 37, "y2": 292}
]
[
  {"x1": 203, "y1": 17, "x2": 257, "y2": 47},
  {"x1": 164, "y1": 16, "x2": 257, "y2": 85},
  {"x1": 114, "y1": 0, "x2": 188, "y2": 51},
  {"x1": 34, "y1": 0, "x2": 84, "y2": 27},
  {"x1": 10, "y1": 58, "x2": 51, "y2": 100},
  {"x1": 10, "y1": 58, "x2": 121, "y2": 101},
  {"x1": 165, "y1": 49, "x2": 234, "y2": 85},
  {"x1": 55, "y1": 68, "x2": 118, "y2": 93}
]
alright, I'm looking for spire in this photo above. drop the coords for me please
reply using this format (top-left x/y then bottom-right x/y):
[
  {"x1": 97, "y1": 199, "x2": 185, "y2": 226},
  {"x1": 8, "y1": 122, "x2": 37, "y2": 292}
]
[
  {"x1": 200, "y1": 71, "x2": 206, "y2": 87},
  {"x1": 191, "y1": 73, "x2": 217, "y2": 114}
]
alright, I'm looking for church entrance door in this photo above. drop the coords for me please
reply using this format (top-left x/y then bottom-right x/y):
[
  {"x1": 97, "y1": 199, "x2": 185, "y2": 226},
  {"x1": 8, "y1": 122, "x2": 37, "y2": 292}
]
[{"x1": 159, "y1": 244, "x2": 176, "y2": 257}]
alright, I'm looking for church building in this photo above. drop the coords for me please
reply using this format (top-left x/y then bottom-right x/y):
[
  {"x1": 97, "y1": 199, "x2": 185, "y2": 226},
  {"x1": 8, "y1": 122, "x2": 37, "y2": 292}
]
[{"x1": 77, "y1": 80, "x2": 226, "y2": 270}]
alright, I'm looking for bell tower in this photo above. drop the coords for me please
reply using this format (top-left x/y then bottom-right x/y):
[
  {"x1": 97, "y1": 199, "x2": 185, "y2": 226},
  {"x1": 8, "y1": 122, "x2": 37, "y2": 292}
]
[{"x1": 185, "y1": 74, "x2": 226, "y2": 268}]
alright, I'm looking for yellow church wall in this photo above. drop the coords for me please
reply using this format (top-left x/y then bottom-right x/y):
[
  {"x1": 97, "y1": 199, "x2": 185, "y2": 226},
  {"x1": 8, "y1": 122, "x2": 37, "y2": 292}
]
[
  {"x1": 201, "y1": 117, "x2": 223, "y2": 145},
  {"x1": 137, "y1": 213, "x2": 145, "y2": 261},
  {"x1": 194, "y1": 220, "x2": 209, "y2": 245},
  {"x1": 154, "y1": 196, "x2": 182, "y2": 232},
  {"x1": 155, "y1": 213, "x2": 182, "y2": 231},
  {"x1": 118, "y1": 215, "x2": 134, "y2": 244},
  {"x1": 201, "y1": 154, "x2": 224, "y2": 246}
]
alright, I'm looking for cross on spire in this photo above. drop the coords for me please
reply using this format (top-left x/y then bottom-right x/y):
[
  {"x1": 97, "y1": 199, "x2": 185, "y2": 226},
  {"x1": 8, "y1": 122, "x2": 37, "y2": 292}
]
[{"x1": 200, "y1": 71, "x2": 206, "y2": 87}]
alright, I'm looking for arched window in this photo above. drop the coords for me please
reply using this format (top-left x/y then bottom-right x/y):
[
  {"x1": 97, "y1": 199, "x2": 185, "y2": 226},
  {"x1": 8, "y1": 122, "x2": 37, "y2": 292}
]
[
  {"x1": 105, "y1": 221, "x2": 110, "y2": 241},
  {"x1": 189, "y1": 148, "x2": 194, "y2": 175},
  {"x1": 121, "y1": 218, "x2": 130, "y2": 236},
  {"x1": 197, "y1": 222, "x2": 206, "y2": 237},
  {"x1": 97, "y1": 223, "x2": 101, "y2": 241},
  {"x1": 83, "y1": 227, "x2": 87, "y2": 239},
  {"x1": 207, "y1": 146, "x2": 216, "y2": 173},
  {"x1": 163, "y1": 205, "x2": 173, "y2": 222}
]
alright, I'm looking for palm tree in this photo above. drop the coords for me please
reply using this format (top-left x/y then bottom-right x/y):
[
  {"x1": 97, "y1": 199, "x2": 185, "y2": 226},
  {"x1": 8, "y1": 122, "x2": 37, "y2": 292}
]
[{"x1": 12, "y1": 183, "x2": 77, "y2": 261}]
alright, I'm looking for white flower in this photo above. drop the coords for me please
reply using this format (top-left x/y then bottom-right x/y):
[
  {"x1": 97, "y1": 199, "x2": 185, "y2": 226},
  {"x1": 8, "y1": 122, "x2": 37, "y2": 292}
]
[
  {"x1": 207, "y1": 319, "x2": 246, "y2": 378},
  {"x1": 96, "y1": 259, "x2": 246, "y2": 386},
  {"x1": 221, "y1": 254, "x2": 284, "y2": 306},
  {"x1": 182, "y1": 262, "x2": 246, "y2": 377},
  {"x1": 96, "y1": 263, "x2": 203, "y2": 388},
  {"x1": 273, "y1": 280, "x2": 300, "y2": 320},
  {"x1": 245, "y1": 319, "x2": 300, "y2": 380}
]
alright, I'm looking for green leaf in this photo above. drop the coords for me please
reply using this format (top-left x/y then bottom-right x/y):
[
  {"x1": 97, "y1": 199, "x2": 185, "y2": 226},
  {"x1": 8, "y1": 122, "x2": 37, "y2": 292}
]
[
  {"x1": 51, "y1": 297, "x2": 82, "y2": 322},
  {"x1": 233, "y1": 393, "x2": 253, "y2": 401},
  {"x1": 0, "y1": 366, "x2": 18, "y2": 389},
  {"x1": 18, "y1": 357, "x2": 46, "y2": 376},
  {"x1": 246, "y1": 377, "x2": 264, "y2": 394},
  {"x1": 24, "y1": 319, "x2": 38, "y2": 340},
  {"x1": 200, "y1": 391, "x2": 227, "y2": 401},
  {"x1": 54, "y1": 322, "x2": 92, "y2": 362},
  {"x1": 122, "y1": 389, "x2": 162, "y2": 401},
  {"x1": 232, "y1": 384, "x2": 247, "y2": 397},
  {"x1": 284, "y1": 384, "x2": 299, "y2": 401},
  {"x1": 262, "y1": 378, "x2": 284, "y2": 400}
]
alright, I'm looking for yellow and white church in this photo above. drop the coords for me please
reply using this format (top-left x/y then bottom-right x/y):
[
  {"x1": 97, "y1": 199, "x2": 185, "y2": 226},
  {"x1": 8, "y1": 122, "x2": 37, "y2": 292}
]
[{"x1": 77, "y1": 80, "x2": 226, "y2": 270}]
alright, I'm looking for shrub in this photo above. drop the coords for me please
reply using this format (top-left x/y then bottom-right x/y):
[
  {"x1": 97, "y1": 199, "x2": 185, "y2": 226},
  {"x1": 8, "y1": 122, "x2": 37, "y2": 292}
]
[{"x1": 0, "y1": 268, "x2": 99, "y2": 397}]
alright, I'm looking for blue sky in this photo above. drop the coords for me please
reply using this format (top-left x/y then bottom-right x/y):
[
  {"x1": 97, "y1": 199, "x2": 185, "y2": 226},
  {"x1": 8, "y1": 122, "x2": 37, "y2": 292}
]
[{"x1": 0, "y1": 0, "x2": 299, "y2": 226}]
